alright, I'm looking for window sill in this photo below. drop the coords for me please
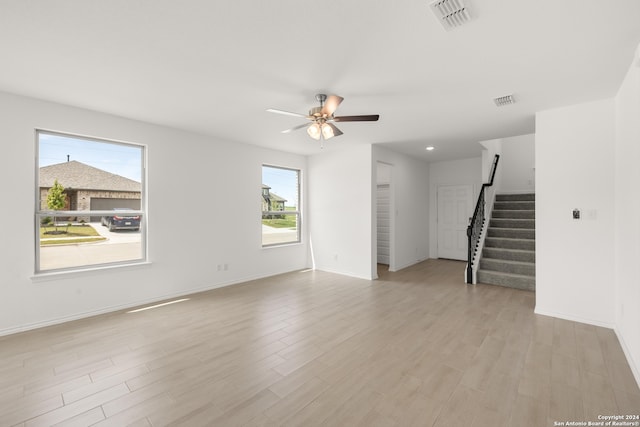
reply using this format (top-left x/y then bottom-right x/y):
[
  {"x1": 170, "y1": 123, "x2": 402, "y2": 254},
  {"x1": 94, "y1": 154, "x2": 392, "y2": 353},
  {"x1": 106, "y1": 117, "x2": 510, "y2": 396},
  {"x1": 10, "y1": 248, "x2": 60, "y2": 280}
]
[
  {"x1": 262, "y1": 241, "x2": 303, "y2": 250},
  {"x1": 31, "y1": 261, "x2": 152, "y2": 283}
]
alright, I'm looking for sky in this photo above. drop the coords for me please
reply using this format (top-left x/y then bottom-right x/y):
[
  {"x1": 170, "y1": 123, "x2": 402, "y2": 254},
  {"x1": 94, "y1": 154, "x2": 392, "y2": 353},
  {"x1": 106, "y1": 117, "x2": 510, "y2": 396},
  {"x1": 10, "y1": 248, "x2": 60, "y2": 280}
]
[
  {"x1": 263, "y1": 165, "x2": 299, "y2": 209},
  {"x1": 39, "y1": 132, "x2": 143, "y2": 182}
]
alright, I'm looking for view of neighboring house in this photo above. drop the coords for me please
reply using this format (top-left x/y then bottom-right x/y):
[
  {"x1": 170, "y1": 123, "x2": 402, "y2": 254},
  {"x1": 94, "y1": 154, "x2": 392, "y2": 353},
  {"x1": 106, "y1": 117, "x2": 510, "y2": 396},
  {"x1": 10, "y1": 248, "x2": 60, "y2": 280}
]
[
  {"x1": 261, "y1": 184, "x2": 286, "y2": 212},
  {"x1": 39, "y1": 160, "x2": 141, "y2": 220}
]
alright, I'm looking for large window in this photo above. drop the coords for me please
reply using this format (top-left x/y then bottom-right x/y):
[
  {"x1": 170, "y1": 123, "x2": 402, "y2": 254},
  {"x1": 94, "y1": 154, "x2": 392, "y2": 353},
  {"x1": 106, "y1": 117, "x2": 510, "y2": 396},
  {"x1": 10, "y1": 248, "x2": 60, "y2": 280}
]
[
  {"x1": 262, "y1": 165, "x2": 300, "y2": 246},
  {"x1": 35, "y1": 131, "x2": 146, "y2": 273}
]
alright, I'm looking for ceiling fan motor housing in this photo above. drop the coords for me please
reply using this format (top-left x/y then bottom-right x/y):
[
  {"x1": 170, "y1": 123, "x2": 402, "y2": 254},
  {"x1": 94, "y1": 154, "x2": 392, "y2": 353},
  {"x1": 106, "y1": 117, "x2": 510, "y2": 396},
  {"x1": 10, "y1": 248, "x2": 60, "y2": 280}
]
[{"x1": 309, "y1": 106, "x2": 325, "y2": 117}]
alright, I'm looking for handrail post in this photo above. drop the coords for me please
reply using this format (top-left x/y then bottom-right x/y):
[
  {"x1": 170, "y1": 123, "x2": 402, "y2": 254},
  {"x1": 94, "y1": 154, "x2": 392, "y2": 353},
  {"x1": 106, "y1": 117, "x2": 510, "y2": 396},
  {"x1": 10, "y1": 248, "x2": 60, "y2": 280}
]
[{"x1": 466, "y1": 224, "x2": 473, "y2": 282}]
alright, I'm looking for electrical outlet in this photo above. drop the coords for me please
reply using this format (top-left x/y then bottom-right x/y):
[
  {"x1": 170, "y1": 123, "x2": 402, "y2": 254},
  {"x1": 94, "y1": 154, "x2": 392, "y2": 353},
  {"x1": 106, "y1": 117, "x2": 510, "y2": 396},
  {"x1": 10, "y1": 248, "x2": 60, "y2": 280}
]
[
  {"x1": 224, "y1": 263, "x2": 228, "y2": 271},
  {"x1": 572, "y1": 209, "x2": 580, "y2": 220}
]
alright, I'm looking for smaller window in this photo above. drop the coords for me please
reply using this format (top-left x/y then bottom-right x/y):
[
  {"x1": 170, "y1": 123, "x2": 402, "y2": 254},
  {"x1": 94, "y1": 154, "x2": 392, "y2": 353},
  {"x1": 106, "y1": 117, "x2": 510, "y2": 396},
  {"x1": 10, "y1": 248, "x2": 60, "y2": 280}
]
[{"x1": 262, "y1": 165, "x2": 300, "y2": 246}]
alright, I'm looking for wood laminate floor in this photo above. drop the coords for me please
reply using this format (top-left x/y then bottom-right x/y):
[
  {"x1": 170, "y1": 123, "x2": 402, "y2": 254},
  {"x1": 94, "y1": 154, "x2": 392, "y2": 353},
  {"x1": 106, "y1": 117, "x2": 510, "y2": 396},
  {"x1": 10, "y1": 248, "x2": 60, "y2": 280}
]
[{"x1": 1, "y1": 259, "x2": 638, "y2": 426}]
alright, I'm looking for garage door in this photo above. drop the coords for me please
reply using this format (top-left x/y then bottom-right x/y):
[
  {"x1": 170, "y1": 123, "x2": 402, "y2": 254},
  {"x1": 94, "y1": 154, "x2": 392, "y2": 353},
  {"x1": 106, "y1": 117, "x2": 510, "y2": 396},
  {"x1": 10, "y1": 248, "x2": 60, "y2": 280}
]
[{"x1": 90, "y1": 198, "x2": 140, "y2": 221}]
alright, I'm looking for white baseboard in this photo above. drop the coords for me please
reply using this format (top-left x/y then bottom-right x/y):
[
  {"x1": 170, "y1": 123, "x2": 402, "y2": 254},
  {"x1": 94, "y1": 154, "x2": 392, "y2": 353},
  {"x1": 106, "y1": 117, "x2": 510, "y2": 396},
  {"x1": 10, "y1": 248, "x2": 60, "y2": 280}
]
[
  {"x1": 614, "y1": 327, "x2": 640, "y2": 389},
  {"x1": 534, "y1": 307, "x2": 616, "y2": 329},
  {"x1": 313, "y1": 266, "x2": 374, "y2": 281},
  {"x1": 391, "y1": 257, "x2": 430, "y2": 273}
]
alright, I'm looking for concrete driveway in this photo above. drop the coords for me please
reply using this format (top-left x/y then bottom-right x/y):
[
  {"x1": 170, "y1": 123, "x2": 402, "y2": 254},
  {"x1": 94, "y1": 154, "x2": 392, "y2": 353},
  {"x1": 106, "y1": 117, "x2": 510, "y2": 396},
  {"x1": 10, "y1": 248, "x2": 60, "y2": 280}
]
[
  {"x1": 39, "y1": 222, "x2": 142, "y2": 271},
  {"x1": 91, "y1": 221, "x2": 141, "y2": 243},
  {"x1": 262, "y1": 224, "x2": 297, "y2": 246}
]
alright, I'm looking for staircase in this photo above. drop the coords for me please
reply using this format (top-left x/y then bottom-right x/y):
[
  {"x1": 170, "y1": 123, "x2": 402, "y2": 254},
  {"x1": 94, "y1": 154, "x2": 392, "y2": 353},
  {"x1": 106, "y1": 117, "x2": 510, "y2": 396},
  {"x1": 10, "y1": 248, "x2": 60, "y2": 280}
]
[{"x1": 477, "y1": 193, "x2": 535, "y2": 291}]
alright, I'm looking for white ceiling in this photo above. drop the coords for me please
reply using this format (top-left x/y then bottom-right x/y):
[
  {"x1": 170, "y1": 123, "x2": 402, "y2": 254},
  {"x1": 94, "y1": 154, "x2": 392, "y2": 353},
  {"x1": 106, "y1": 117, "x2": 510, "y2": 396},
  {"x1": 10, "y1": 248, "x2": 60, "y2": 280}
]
[{"x1": 2, "y1": 1, "x2": 639, "y2": 162}]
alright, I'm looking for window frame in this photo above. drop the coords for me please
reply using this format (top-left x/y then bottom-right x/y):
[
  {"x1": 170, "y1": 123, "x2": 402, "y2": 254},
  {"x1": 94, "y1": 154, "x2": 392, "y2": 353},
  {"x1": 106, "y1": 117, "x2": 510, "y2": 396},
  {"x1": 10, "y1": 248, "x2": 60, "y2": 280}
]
[
  {"x1": 261, "y1": 164, "x2": 302, "y2": 248},
  {"x1": 35, "y1": 129, "x2": 148, "y2": 274}
]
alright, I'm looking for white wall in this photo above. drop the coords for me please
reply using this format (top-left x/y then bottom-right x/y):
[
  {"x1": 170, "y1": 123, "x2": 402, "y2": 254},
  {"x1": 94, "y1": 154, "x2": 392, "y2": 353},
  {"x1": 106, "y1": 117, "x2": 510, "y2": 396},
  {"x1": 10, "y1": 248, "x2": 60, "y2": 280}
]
[
  {"x1": 307, "y1": 144, "x2": 374, "y2": 280},
  {"x1": 614, "y1": 58, "x2": 640, "y2": 384},
  {"x1": 373, "y1": 146, "x2": 430, "y2": 272},
  {"x1": 535, "y1": 98, "x2": 616, "y2": 327},
  {"x1": 0, "y1": 91, "x2": 309, "y2": 335},
  {"x1": 479, "y1": 138, "x2": 502, "y2": 186},
  {"x1": 499, "y1": 134, "x2": 535, "y2": 194},
  {"x1": 428, "y1": 157, "x2": 482, "y2": 258}
]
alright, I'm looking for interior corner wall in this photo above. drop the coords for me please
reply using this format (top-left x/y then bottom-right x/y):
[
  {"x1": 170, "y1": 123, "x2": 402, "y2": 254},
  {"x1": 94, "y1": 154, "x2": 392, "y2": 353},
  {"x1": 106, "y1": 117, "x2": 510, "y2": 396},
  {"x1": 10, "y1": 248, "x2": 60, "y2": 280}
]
[
  {"x1": 428, "y1": 157, "x2": 482, "y2": 258},
  {"x1": 0, "y1": 91, "x2": 309, "y2": 335},
  {"x1": 614, "y1": 60, "x2": 640, "y2": 384},
  {"x1": 499, "y1": 134, "x2": 535, "y2": 194},
  {"x1": 307, "y1": 144, "x2": 374, "y2": 280},
  {"x1": 373, "y1": 146, "x2": 430, "y2": 272},
  {"x1": 535, "y1": 98, "x2": 616, "y2": 327},
  {"x1": 479, "y1": 138, "x2": 502, "y2": 186}
]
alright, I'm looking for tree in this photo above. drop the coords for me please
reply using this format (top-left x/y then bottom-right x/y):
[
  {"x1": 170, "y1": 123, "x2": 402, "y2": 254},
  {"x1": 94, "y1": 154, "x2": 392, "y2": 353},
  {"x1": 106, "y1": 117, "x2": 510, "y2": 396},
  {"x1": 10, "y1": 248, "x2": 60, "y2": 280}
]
[{"x1": 46, "y1": 179, "x2": 66, "y2": 232}]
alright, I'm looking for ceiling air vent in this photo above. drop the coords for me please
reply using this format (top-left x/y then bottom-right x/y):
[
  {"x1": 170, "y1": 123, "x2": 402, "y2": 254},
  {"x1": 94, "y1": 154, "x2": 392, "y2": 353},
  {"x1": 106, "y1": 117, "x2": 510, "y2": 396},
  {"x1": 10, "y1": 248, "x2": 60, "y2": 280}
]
[
  {"x1": 494, "y1": 94, "x2": 515, "y2": 107},
  {"x1": 430, "y1": 0, "x2": 472, "y2": 30}
]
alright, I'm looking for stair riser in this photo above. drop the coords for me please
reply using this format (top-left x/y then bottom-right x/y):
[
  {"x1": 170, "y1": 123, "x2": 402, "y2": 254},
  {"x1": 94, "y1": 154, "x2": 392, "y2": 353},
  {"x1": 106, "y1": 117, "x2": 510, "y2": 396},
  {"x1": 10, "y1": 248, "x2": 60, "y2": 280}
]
[
  {"x1": 492, "y1": 210, "x2": 535, "y2": 219},
  {"x1": 494, "y1": 201, "x2": 535, "y2": 210},
  {"x1": 496, "y1": 193, "x2": 535, "y2": 202},
  {"x1": 490, "y1": 219, "x2": 535, "y2": 229},
  {"x1": 488, "y1": 228, "x2": 535, "y2": 239},
  {"x1": 483, "y1": 248, "x2": 535, "y2": 263},
  {"x1": 480, "y1": 259, "x2": 535, "y2": 276},
  {"x1": 477, "y1": 271, "x2": 535, "y2": 291},
  {"x1": 485, "y1": 238, "x2": 535, "y2": 251}
]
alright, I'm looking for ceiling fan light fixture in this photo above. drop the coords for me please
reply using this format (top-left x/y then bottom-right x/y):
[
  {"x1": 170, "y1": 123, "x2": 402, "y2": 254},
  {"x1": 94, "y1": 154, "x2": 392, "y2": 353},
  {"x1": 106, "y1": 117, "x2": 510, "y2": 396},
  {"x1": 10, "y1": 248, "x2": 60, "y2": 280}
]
[
  {"x1": 307, "y1": 123, "x2": 321, "y2": 140},
  {"x1": 268, "y1": 94, "x2": 378, "y2": 143},
  {"x1": 321, "y1": 123, "x2": 334, "y2": 139}
]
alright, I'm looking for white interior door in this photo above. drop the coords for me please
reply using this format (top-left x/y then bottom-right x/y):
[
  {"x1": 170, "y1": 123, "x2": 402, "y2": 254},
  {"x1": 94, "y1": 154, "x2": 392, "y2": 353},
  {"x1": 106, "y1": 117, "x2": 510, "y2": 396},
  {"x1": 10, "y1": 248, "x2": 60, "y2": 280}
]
[
  {"x1": 377, "y1": 184, "x2": 390, "y2": 264},
  {"x1": 437, "y1": 185, "x2": 473, "y2": 261}
]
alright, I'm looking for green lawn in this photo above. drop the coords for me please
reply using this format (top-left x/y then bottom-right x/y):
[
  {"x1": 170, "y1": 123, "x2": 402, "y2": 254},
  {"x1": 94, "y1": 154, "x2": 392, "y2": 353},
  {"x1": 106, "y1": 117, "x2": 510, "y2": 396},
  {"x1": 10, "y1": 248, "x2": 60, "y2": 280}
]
[
  {"x1": 40, "y1": 224, "x2": 107, "y2": 245},
  {"x1": 262, "y1": 214, "x2": 297, "y2": 229}
]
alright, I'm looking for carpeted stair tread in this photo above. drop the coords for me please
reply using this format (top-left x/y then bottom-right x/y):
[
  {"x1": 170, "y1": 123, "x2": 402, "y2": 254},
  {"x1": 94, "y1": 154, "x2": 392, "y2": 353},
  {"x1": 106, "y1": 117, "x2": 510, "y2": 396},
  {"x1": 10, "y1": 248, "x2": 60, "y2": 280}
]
[
  {"x1": 487, "y1": 227, "x2": 535, "y2": 239},
  {"x1": 495, "y1": 193, "x2": 535, "y2": 201},
  {"x1": 477, "y1": 270, "x2": 535, "y2": 291},
  {"x1": 485, "y1": 237, "x2": 535, "y2": 250},
  {"x1": 494, "y1": 201, "x2": 535, "y2": 210},
  {"x1": 489, "y1": 218, "x2": 535, "y2": 229},
  {"x1": 480, "y1": 258, "x2": 536, "y2": 276},
  {"x1": 492, "y1": 209, "x2": 535, "y2": 219},
  {"x1": 482, "y1": 247, "x2": 535, "y2": 263}
]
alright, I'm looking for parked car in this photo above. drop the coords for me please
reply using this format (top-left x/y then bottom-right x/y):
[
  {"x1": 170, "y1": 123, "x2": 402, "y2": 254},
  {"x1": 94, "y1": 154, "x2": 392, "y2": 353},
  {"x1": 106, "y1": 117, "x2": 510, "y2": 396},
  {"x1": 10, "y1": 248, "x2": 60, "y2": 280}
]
[{"x1": 101, "y1": 209, "x2": 140, "y2": 231}]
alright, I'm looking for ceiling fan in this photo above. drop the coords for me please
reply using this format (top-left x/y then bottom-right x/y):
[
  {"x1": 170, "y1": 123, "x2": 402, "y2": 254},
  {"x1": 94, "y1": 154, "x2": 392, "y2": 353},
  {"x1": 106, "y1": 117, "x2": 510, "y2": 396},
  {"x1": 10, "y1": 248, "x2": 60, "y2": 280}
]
[{"x1": 267, "y1": 94, "x2": 380, "y2": 142}]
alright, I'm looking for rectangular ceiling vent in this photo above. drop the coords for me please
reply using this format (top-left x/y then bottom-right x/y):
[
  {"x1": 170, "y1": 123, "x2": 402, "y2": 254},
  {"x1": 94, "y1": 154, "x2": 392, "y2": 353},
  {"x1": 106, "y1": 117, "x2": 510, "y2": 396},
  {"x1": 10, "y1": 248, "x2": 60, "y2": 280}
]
[
  {"x1": 430, "y1": 0, "x2": 472, "y2": 31},
  {"x1": 494, "y1": 94, "x2": 516, "y2": 107}
]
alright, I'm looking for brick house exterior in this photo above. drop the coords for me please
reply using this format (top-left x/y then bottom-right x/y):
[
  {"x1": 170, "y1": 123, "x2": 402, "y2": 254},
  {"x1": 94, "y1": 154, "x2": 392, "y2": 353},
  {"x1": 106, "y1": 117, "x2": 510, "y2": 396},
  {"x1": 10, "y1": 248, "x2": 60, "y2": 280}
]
[{"x1": 39, "y1": 161, "x2": 141, "y2": 221}]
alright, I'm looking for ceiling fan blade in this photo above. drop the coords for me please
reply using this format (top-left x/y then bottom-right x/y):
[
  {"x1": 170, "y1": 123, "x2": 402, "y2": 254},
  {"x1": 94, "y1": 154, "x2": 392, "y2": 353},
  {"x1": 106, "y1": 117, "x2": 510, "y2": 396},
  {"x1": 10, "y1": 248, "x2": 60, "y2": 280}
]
[
  {"x1": 324, "y1": 123, "x2": 343, "y2": 139},
  {"x1": 333, "y1": 114, "x2": 380, "y2": 122},
  {"x1": 266, "y1": 108, "x2": 311, "y2": 119},
  {"x1": 321, "y1": 95, "x2": 344, "y2": 116},
  {"x1": 281, "y1": 123, "x2": 310, "y2": 134}
]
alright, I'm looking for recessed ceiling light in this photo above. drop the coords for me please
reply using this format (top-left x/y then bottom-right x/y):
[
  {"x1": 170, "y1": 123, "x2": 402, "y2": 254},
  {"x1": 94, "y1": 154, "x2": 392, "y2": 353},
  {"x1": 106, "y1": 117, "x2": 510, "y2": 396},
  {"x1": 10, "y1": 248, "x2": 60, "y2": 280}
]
[{"x1": 426, "y1": 146, "x2": 435, "y2": 151}]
